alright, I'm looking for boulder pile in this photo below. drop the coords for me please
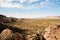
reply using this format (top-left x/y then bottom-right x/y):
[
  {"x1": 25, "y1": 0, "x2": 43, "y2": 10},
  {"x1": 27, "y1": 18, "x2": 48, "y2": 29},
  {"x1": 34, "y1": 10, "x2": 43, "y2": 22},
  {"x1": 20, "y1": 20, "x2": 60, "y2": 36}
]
[
  {"x1": 44, "y1": 24, "x2": 60, "y2": 40},
  {"x1": 0, "y1": 22, "x2": 45, "y2": 40}
]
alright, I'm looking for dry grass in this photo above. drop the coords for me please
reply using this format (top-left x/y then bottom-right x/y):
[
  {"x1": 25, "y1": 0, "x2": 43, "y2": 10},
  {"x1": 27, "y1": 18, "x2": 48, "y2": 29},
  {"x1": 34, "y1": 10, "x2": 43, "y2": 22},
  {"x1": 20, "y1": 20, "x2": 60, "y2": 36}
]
[{"x1": 8, "y1": 19, "x2": 60, "y2": 34}]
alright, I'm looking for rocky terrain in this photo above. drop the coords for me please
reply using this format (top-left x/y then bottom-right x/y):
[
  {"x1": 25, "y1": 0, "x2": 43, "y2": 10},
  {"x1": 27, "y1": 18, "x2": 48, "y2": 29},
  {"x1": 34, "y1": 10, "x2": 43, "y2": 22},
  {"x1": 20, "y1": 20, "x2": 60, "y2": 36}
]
[
  {"x1": 0, "y1": 14, "x2": 17, "y2": 23},
  {"x1": 44, "y1": 24, "x2": 60, "y2": 40},
  {"x1": 0, "y1": 22, "x2": 45, "y2": 40},
  {"x1": 0, "y1": 14, "x2": 45, "y2": 40},
  {"x1": 0, "y1": 14, "x2": 60, "y2": 40}
]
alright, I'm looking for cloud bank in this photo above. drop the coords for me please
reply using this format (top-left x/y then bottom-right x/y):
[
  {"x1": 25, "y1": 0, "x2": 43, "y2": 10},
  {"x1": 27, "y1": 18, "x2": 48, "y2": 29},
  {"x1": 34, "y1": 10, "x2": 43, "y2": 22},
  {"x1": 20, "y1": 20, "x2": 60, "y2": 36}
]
[{"x1": 0, "y1": 0, "x2": 60, "y2": 9}]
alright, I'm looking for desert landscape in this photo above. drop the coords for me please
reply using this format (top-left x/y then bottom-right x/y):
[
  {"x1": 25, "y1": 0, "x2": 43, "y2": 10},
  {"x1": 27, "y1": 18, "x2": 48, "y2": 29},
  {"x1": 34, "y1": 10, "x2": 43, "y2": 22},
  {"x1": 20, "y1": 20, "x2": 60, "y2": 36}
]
[
  {"x1": 0, "y1": 0, "x2": 60, "y2": 40},
  {"x1": 0, "y1": 14, "x2": 60, "y2": 40}
]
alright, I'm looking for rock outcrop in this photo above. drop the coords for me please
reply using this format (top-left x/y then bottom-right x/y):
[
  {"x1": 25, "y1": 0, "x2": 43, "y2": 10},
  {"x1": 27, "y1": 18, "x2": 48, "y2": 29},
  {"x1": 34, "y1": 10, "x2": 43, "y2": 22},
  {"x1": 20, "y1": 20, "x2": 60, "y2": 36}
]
[
  {"x1": 0, "y1": 14, "x2": 17, "y2": 23},
  {"x1": 44, "y1": 24, "x2": 60, "y2": 40},
  {"x1": 1, "y1": 29, "x2": 12, "y2": 40},
  {"x1": 11, "y1": 32, "x2": 24, "y2": 40},
  {"x1": 26, "y1": 31, "x2": 46, "y2": 40}
]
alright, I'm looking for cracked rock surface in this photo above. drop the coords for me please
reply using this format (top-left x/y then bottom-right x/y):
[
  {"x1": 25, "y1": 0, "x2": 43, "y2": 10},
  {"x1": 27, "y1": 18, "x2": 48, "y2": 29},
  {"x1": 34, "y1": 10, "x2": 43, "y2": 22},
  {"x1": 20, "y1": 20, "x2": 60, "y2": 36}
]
[{"x1": 44, "y1": 24, "x2": 60, "y2": 40}]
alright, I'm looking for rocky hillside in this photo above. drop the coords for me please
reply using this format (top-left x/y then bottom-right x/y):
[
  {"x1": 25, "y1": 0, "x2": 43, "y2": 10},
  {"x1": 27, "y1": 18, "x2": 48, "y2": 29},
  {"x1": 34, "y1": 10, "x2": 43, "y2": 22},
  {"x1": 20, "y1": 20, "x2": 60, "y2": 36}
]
[
  {"x1": 0, "y1": 14, "x2": 17, "y2": 23},
  {"x1": 0, "y1": 14, "x2": 46, "y2": 40},
  {"x1": 0, "y1": 22, "x2": 45, "y2": 40},
  {"x1": 44, "y1": 24, "x2": 60, "y2": 40}
]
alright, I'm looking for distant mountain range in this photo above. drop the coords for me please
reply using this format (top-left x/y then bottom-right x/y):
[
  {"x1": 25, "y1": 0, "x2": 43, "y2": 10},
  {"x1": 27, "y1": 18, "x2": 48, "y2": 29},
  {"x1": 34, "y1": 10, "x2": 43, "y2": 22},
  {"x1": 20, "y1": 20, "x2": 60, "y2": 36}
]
[
  {"x1": 0, "y1": 14, "x2": 60, "y2": 22},
  {"x1": 40, "y1": 16, "x2": 60, "y2": 19}
]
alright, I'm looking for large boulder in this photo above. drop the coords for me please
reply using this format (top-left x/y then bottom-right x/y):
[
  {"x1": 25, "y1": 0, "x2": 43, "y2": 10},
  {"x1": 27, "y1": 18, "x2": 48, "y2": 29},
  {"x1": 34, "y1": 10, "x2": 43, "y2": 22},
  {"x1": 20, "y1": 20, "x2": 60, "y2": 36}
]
[
  {"x1": 44, "y1": 24, "x2": 60, "y2": 40},
  {"x1": 1, "y1": 29, "x2": 12, "y2": 40}
]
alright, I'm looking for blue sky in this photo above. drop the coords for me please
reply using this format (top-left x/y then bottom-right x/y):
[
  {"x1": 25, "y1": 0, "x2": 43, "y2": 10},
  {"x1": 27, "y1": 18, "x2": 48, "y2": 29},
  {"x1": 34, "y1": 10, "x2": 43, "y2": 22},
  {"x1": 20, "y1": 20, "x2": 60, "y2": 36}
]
[{"x1": 0, "y1": 0, "x2": 60, "y2": 18}]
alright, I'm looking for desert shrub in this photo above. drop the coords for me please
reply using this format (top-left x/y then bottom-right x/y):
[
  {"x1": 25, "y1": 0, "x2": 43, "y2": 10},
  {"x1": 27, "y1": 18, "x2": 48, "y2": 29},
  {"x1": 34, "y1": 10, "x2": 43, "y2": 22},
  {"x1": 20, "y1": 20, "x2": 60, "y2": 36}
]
[{"x1": 11, "y1": 32, "x2": 23, "y2": 40}]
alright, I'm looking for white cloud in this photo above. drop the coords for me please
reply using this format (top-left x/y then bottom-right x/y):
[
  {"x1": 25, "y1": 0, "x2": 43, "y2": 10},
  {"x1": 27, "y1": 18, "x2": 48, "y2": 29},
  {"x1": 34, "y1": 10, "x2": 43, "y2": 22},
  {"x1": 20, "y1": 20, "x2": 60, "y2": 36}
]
[
  {"x1": 40, "y1": 2, "x2": 54, "y2": 8},
  {"x1": 0, "y1": 0, "x2": 57, "y2": 9},
  {"x1": 0, "y1": 0, "x2": 24, "y2": 8},
  {"x1": 4, "y1": 0, "x2": 13, "y2": 2},
  {"x1": 19, "y1": 0, "x2": 27, "y2": 3},
  {"x1": 0, "y1": 2, "x2": 23, "y2": 8},
  {"x1": 29, "y1": 0, "x2": 38, "y2": 3}
]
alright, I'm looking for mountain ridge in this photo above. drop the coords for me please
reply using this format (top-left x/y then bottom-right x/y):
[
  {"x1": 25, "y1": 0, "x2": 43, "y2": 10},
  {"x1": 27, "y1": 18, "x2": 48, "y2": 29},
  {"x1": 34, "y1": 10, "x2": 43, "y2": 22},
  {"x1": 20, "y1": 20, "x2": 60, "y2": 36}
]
[{"x1": 40, "y1": 16, "x2": 60, "y2": 19}]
